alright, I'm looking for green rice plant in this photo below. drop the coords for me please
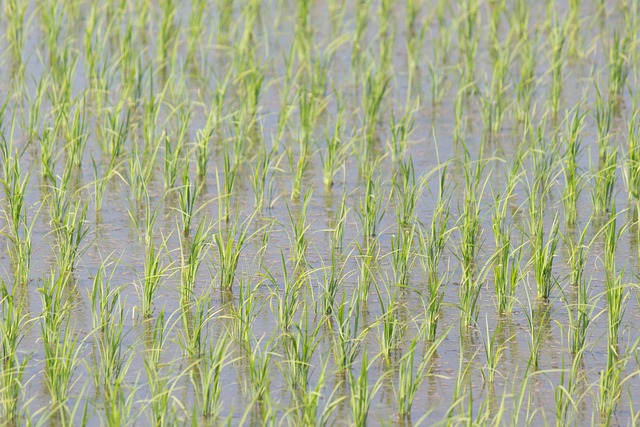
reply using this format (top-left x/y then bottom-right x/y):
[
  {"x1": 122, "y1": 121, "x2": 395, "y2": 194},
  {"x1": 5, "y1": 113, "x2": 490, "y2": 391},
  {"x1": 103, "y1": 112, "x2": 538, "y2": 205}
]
[
  {"x1": 514, "y1": 35, "x2": 536, "y2": 124},
  {"x1": 191, "y1": 332, "x2": 232, "y2": 421},
  {"x1": 49, "y1": 192, "x2": 90, "y2": 278},
  {"x1": 491, "y1": 165, "x2": 523, "y2": 315},
  {"x1": 4, "y1": 0, "x2": 27, "y2": 61},
  {"x1": 562, "y1": 105, "x2": 586, "y2": 227},
  {"x1": 362, "y1": 68, "x2": 390, "y2": 144},
  {"x1": 287, "y1": 189, "x2": 313, "y2": 269},
  {"x1": 249, "y1": 140, "x2": 279, "y2": 212},
  {"x1": 179, "y1": 294, "x2": 211, "y2": 359},
  {"x1": 349, "y1": 351, "x2": 383, "y2": 427},
  {"x1": 180, "y1": 218, "x2": 210, "y2": 303},
  {"x1": 320, "y1": 247, "x2": 345, "y2": 316},
  {"x1": 38, "y1": 272, "x2": 81, "y2": 407},
  {"x1": 137, "y1": 232, "x2": 171, "y2": 319},
  {"x1": 331, "y1": 190, "x2": 349, "y2": 251},
  {"x1": 522, "y1": 288, "x2": 548, "y2": 371},
  {"x1": 563, "y1": 275, "x2": 595, "y2": 359},
  {"x1": 355, "y1": 236, "x2": 380, "y2": 304},
  {"x1": 607, "y1": 31, "x2": 630, "y2": 104},
  {"x1": 598, "y1": 343, "x2": 629, "y2": 422},
  {"x1": 164, "y1": 108, "x2": 191, "y2": 191},
  {"x1": 480, "y1": 42, "x2": 511, "y2": 139},
  {"x1": 417, "y1": 170, "x2": 451, "y2": 340},
  {"x1": 321, "y1": 106, "x2": 347, "y2": 189},
  {"x1": 351, "y1": 0, "x2": 371, "y2": 73},
  {"x1": 229, "y1": 276, "x2": 262, "y2": 350},
  {"x1": 295, "y1": 356, "x2": 341, "y2": 427},
  {"x1": 144, "y1": 311, "x2": 179, "y2": 426},
  {"x1": 356, "y1": 174, "x2": 386, "y2": 239},
  {"x1": 0, "y1": 138, "x2": 35, "y2": 286},
  {"x1": 217, "y1": 140, "x2": 238, "y2": 222},
  {"x1": 245, "y1": 340, "x2": 272, "y2": 405},
  {"x1": 479, "y1": 317, "x2": 507, "y2": 384},
  {"x1": 532, "y1": 214, "x2": 560, "y2": 300},
  {"x1": 554, "y1": 339, "x2": 585, "y2": 425},
  {"x1": 458, "y1": 0, "x2": 480, "y2": 92},
  {"x1": 374, "y1": 285, "x2": 404, "y2": 363},
  {"x1": 195, "y1": 93, "x2": 222, "y2": 182},
  {"x1": 457, "y1": 147, "x2": 489, "y2": 326},
  {"x1": 625, "y1": 104, "x2": 640, "y2": 203},
  {"x1": 157, "y1": 0, "x2": 178, "y2": 71},
  {"x1": 216, "y1": 0, "x2": 234, "y2": 43},
  {"x1": 390, "y1": 223, "x2": 416, "y2": 290},
  {"x1": 38, "y1": 125, "x2": 58, "y2": 187},
  {"x1": 565, "y1": 221, "x2": 589, "y2": 288},
  {"x1": 591, "y1": 147, "x2": 617, "y2": 218},
  {"x1": 91, "y1": 283, "x2": 132, "y2": 401},
  {"x1": 281, "y1": 310, "x2": 322, "y2": 413},
  {"x1": 395, "y1": 326, "x2": 448, "y2": 419},
  {"x1": 444, "y1": 333, "x2": 477, "y2": 425},
  {"x1": 127, "y1": 147, "x2": 153, "y2": 205},
  {"x1": 89, "y1": 259, "x2": 123, "y2": 339},
  {"x1": 64, "y1": 99, "x2": 88, "y2": 170},
  {"x1": 406, "y1": 21, "x2": 426, "y2": 90},
  {"x1": 458, "y1": 143, "x2": 487, "y2": 277},
  {"x1": 176, "y1": 169, "x2": 202, "y2": 237},
  {"x1": 267, "y1": 252, "x2": 306, "y2": 332},
  {"x1": 290, "y1": 77, "x2": 327, "y2": 200},
  {"x1": 186, "y1": 0, "x2": 207, "y2": 65},
  {"x1": 213, "y1": 213, "x2": 253, "y2": 291},
  {"x1": 388, "y1": 102, "x2": 417, "y2": 166},
  {"x1": 594, "y1": 83, "x2": 612, "y2": 160},
  {"x1": 458, "y1": 260, "x2": 488, "y2": 328},
  {"x1": 605, "y1": 268, "x2": 627, "y2": 347},
  {"x1": 0, "y1": 281, "x2": 30, "y2": 424},
  {"x1": 102, "y1": 97, "x2": 131, "y2": 160},
  {"x1": 331, "y1": 292, "x2": 366, "y2": 374},
  {"x1": 25, "y1": 76, "x2": 47, "y2": 144},
  {"x1": 393, "y1": 158, "x2": 422, "y2": 228},
  {"x1": 549, "y1": 16, "x2": 567, "y2": 120}
]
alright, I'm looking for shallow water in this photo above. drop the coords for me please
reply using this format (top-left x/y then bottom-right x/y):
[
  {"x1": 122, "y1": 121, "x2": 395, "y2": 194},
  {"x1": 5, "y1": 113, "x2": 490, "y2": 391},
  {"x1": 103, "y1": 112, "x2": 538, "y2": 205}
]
[{"x1": 0, "y1": 0, "x2": 639, "y2": 425}]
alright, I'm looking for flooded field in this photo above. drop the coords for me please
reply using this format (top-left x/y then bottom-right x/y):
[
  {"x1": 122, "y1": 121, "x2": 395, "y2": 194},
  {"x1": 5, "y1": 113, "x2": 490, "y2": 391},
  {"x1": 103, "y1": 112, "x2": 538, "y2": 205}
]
[{"x1": 0, "y1": 0, "x2": 639, "y2": 425}]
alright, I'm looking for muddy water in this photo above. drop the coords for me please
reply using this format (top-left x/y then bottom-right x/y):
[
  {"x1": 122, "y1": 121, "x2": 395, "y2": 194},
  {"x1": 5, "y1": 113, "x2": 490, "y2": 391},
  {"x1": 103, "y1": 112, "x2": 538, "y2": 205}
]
[{"x1": 0, "y1": 0, "x2": 639, "y2": 425}]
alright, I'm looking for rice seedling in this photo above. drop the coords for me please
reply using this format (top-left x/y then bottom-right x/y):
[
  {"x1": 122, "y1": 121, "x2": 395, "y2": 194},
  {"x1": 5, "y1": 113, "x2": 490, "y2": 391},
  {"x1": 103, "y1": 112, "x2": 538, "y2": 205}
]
[
  {"x1": 191, "y1": 332, "x2": 232, "y2": 422},
  {"x1": 357, "y1": 173, "x2": 386, "y2": 239},
  {"x1": 549, "y1": 15, "x2": 567, "y2": 120},
  {"x1": 598, "y1": 342, "x2": 632, "y2": 422},
  {"x1": 287, "y1": 189, "x2": 313, "y2": 269},
  {"x1": 393, "y1": 158, "x2": 421, "y2": 229},
  {"x1": 562, "y1": 105, "x2": 586, "y2": 227},
  {"x1": 607, "y1": 31, "x2": 631, "y2": 105},
  {"x1": 531, "y1": 213, "x2": 560, "y2": 301},
  {"x1": 348, "y1": 351, "x2": 383, "y2": 427},
  {"x1": 4, "y1": 0, "x2": 27, "y2": 62},
  {"x1": 38, "y1": 271, "x2": 82, "y2": 409},
  {"x1": 137, "y1": 231, "x2": 170, "y2": 319},
  {"x1": 331, "y1": 292, "x2": 366, "y2": 374},
  {"x1": 245, "y1": 339, "x2": 272, "y2": 405},
  {"x1": 281, "y1": 309, "x2": 322, "y2": 416},
  {"x1": 395, "y1": 326, "x2": 448, "y2": 420},
  {"x1": 491, "y1": 164, "x2": 523, "y2": 315},
  {"x1": 50, "y1": 193, "x2": 90, "y2": 278},
  {"x1": 0, "y1": 135, "x2": 36, "y2": 286},
  {"x1": 321, "y1": 106, "x2": 347, "y2": 189},
  {"x1": 625, "y1": 103, "x2": 640, "y2": 204},
  {"x1": 0, "y1": 280, "x2": 30, "y2": 424},
  {"x1": 1, "y1": 0, "x2": 640, "y2": 424},
  {"x1": 480, "y1": 317, "x2": 508, "y2": 384},
  {"x1": 213, "y1": 213, "x2": 253, "y2": 291}
]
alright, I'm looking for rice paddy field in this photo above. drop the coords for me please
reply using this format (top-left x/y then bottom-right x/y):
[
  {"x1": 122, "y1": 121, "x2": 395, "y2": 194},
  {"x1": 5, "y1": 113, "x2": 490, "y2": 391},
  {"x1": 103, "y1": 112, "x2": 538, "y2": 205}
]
[{"x1": 2, "y1": 0, "x2": 640, "y2": 425}]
